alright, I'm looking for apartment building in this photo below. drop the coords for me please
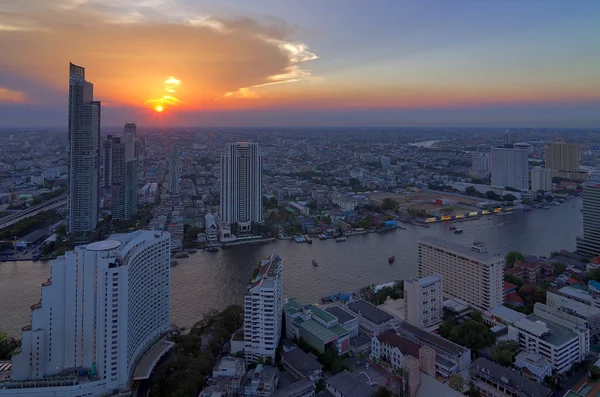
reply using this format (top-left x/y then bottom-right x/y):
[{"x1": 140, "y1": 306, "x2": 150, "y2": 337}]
[
  {"x1": 244, "y1": 254, "x2": 283, "y2": 363},
  {"x1": 404, "y1": 275, "x2": 443, "y2": 328},
  {"x1": 577, "y1": 180, "x2": 600, "y2": 257},
  {"x1": 418, "y1": 237, "x2": 504, "y2": 311},
  {"x1": 513, "y1": 303, "x2": 590, "y2": 373}
]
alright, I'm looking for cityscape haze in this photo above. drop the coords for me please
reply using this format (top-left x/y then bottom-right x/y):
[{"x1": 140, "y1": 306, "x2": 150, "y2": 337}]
[{"x1": 1, "y1": 2, "x2": 600, "y2": 397}]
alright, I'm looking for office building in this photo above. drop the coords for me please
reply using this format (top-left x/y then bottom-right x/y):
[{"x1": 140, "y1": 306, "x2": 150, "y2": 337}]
[
  {"x1": 545, "y1": 141, "x2": 579, "y2": 178},
  {"x1": 404, "y1": 275, "x2": 443, "y2": 328},
  {"x1": 169, "y1": 147, "x2": 180, "y2": 195},
  {"x1": 67, "y1": 62, "x2": 100, "y2": 234},
  {"x1": 102, "y1": 136, "x2": 113, "y2": 194},
  {"x1": 531, "y1": 166, "x2": 553, "y2": 192},
  {"x1": 418, "y1": 237, "x2": 503, "y2": 311},
  {"x1": 470, "y1": 153, "x2": 489, "y2": 179},
  {"x1": 244, "y1": 254, "x2": 283, "y2": 363},
  {"x1": 577, "y1": 180, "x2": 600, "y2": 257},
  {"x1": 108, "y1": 133, "x2": 138, "y2": 221},
  {"x1": 124, "y1": 123, "x2": 136, "y2": 137},
  {"x1": 546, "y1": 287, "x2": 600, "y2": 335},
  {"x1": 220, "y1": 142, "x2": 263, "y2": 232},
  {"x1": 490, "y1": 146, "x2": 529, "y2": 190},
  {"x1": 5, "y1": 231, "x2": 171, "y2": 396},
  {"x1": 513, "y1": 303, "x2": 589, "y2": 373}
]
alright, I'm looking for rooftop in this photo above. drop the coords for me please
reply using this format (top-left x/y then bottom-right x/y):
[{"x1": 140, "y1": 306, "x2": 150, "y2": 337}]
[
  {"x1": 299, "y1": 320, "x2": 340, "y2": 344},
  {"x1": 416, "y1": 373, "x2": 463, "y2": 397},
  {"x1": 310, "y1": 305, "x2": 337, "y2": 323},
  {"x1": 396, "y1": 321, "x2": 469, "y2": 356},
  {"x1": 274, "y1": 378, "x2": 315, "y2": 397},
  {"x1": 471, "y1": 358, "x2": 552, "y2": 397},
  {"x1": 375, "y1": 329, "x2": 420, "y2": 358},
  {"x1": 326, "y1": 370, "x2": 373, "y2": 397},
  {"x1": 486, "y1": 305, "x2": 527, "y2": 324},
  {"x1": 325, "y1": 306, "x2": 358, "y2": 325},
  {"x1": 559, "y1": 286, "x2": 593, "y2": 304},
  {"x1": 419, "y1": 236, "x2": 501, "y2": 264},
  {"x1": 515, "y1": 314, "x2": 577, "y2": 347},
  {"x1": 281, "y1": 348, "x2": 323, "y2": 377},
  {"x1": 347, "y1": 299, "x2": 394, "y2": 325}
]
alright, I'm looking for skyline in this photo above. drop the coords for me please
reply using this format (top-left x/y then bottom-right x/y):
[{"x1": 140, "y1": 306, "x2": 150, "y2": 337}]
[{"x1": 1, "y1": 0, "x2": 600, "y2": 127}]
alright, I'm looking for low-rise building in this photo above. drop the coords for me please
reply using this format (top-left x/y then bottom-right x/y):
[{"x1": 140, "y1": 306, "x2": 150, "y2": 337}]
[
  {"x1": 285, "y1": 299, "x2": 350, "y2": 355},
  {"x1": 212, "y1": 357, "x2": 246, "y2": 393},
  {"x1": 281, "y1": 349, "x2": 323, "y2": 381},
  {"x1": 546, "y1": 287, "x2": 600, "y2": 335},
  {"x1": 243, "y1": 365, "x2": 279, "y2": 397},
  {"x1": 205, "y1": 213, "x2": 219, "y2": 243},
  {"x1": 325, "y1": 371, "x2": 373, "y2": 397},
  {"x1": 395, "y1": 321, "x2": 471, "y2": 377},
  {"x1": 346, "y1": 300, "x2": 397, "y2": 337},
  {"x1": 513, "y1": 351, "x2": 552, "y2": 383},
  {"x1": 470, "y1": 358, "x2": 552, "y2": 397},
  {"x1": 370, "y1": 329, "x2": 421, "y2": 370},
  {"x1": 274, "y1": 378, "x2": 315, "y2": 397},
  {"x1": 325, "y1": 306, "x2": 359, "y2": 338},
  {"x1": 513, "y1": 303, "x2": 590, "y2": 373}
]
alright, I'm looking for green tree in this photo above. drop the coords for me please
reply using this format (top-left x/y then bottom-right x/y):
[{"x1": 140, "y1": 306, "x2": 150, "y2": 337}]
[
  {"x1": 315, "y1": 379, "x2": 327, "y2": 393},
  {"x1": 589, "y1": 268, "x2": 600, "y2": 282},
  {"x1": 504, "y1": 274, "x2": 523, "y2": 287},
  {"x1": 0, "y1": 330, "x2": 19, "y2": 360},
  {"x1": 505, "y1": 251, "x2": 525, "y2": 267},
  {"x1": 265, "y1": 356, "x2": 273, "y2": 366},
  {"x1": 465, "y1": 186, "x2": 477, "y2": 196},
  {"x1": 448, "y1": 373, "x2": 464, "y2": 392},
  {"x1": 542, "y1": 375, "x2": 555, "y2": 389},
  {"x1": 374, "y1": 387, "x2": 391, "y2": 397},
  {"x1": 468, "y1": 386, "x2": 482, "y2": 397},
  {"x1": 485, "y1": 191, "x2": 500, "y2": 200},
  {"x1": 322, "y1": 216, "x2": 332, "y2": 225},
  {"x1": 491, "y1": 340, "x2": 520, "y2": 367},
  {"x1": 469, "y1": 310, "x2": 484, "y2": 323},
  {"x1": 185, "y1": 226, "x2": 203, "y2": 238},
  {"x1": 502, "y1": 194, "x2": 517, "y2": 202},
  {"x1": 553, "y1": 262, "x2": 566, "y2": 275},
  {"x1": 381, "y1": 198, "x2": 398, "y2": 210},
  {"x1": 590, "y1": 365, "x2": 600, "y2": 381}
]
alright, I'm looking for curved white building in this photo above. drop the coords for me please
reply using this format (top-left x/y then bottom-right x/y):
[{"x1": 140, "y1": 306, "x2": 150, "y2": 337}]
[{"x1": 3, "y1": 231, "x2": 171, "y2": 396}]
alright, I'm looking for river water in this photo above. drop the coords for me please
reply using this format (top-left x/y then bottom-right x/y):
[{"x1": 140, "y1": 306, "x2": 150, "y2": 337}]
[{"x1": 0, "y1": 198, "x2": 583, "y2": 336}]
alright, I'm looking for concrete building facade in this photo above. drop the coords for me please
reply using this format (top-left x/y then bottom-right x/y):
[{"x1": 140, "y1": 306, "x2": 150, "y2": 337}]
[
  {"x1": 490, "y1": 146, "x2": 529, "y2": 190},
  {"x1": 220, "y1": 142, "x2": 263, "y2": 232},
  {"x1": 5, "y1": 231, "x2": 171, "y2": 396},
  {"x1": 418, "y1": 237, "x2": 504, "y2": 311},
  {"x1": 545, "y1": 141, "x2": 579, "y2": 178},
  {"x1": 531, "y1": 166, "x2": 553, "y2": 192},
  {"x1": 403, "y1": 275, "x2": 443, "y2": 328},
  {"x1": 67, "y1": 62, "x2": 100, "y2": 234},
  {"x1": 244, "y1": 254, "x2": 283, "y2": 363},
  {"x1": 577, "y1": 180, "x2": 600, "y2": 257}
]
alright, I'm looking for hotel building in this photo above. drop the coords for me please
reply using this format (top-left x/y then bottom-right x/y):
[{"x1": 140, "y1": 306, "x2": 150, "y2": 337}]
[
  {"x1": 418, "y1": 237, "x2": 503, "y2": 311},
  {"x1": 2, "y1": 231, "x2": 172, "y2": 396}
]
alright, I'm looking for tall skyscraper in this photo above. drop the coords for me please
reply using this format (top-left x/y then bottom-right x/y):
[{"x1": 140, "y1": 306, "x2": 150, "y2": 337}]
[
  {"x1": 577, "y1": 180, "x2": 600, "y2": 258},
  {"x1": 220, "y1": 142, "x2": 263, "y2": 232},
  {"x1": 8, "y1": 231, "x2": 171, "y2": 395},
  {"x1": 531, "y1": 166, "x2": 553, "y2": 192},
  {"x1": 545, "y1": 141, "x2": 584, "y2": 180},
  {"x1": 490, "y1": 146, "x2": 529, "y2": 190},
  {"x1": 418, "y1": 237, "x2": 503, "y2": 311},
  {"x1": 404, "y1": 275, "x2": 443, "y2": 328},
  {"x1": 124, "y1": 123, "x2": 136, "y2": 137},
  {"x1": 67, "y1": 63, "x2": 100, "y2": 234},
  {"x1": 169, "y1": 147, "x2": 180, "y2": 195},
  {"x1": 244, "y1": 254, "x2": 283, "y2": 363},
  {"x1": 109, "y1": 133, "x2": 138, "y2": 221},
  {"x1": 102, "y1": 135, "x2": 114, "y2": 194}
]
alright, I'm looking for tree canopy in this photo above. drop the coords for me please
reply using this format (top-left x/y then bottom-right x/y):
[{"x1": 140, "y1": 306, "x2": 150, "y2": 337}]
[
  {"x1": 438, "y1": 319, "x2": 495, "y2": 353},
  {"x1": 505, "y1": 251, "x2": 525, "y2": 267},
  {"x1": 448, "y1": 373, "x2": 464, "y2": 392},
  {"x1": 491, "y1": 340, "x2": 521, "y2": 367}
]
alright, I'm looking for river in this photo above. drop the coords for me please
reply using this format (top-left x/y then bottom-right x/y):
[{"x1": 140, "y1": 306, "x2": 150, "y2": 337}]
[{"x1": 0, "y1": 198, "x2": 582, "y2": 337}]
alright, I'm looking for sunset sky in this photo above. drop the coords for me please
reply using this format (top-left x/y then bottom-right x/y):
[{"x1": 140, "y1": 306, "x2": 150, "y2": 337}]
[{"x1": 1, "y1": 0, "x2": 599, "y2": 127}]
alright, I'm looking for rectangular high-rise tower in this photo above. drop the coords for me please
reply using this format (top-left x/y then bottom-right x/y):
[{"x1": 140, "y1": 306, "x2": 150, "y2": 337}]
[
  {"x1": 108, "y1": 133, "x2": 138, "y2": 221},
  {"x1": 67, "y1": 62, "x2": 100, "y2": 234},
  {"x1": 577, "y1": 180, "x2": 600, "y2": 258},
  {"x1": 220, "y1": 142, "x2": 263, "y2": 232}
]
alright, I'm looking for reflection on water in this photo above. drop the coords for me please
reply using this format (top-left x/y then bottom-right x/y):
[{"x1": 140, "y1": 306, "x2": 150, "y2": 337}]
[{"x1": 0, "y1": 198, "x2": 582, "y2": 336}]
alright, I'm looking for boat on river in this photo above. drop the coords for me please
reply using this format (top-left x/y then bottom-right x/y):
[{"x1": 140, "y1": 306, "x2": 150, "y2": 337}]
[
  {"x1": 454, "y1": 229, "x2": 464, "y2": 234},
  {"x1": 388, "y1": 256, "x2": 395, "y2": 264},
  {"x1": 312, "y1": 259, "x2": 318, "y2": 267},
  {"x1": 206, "y1": 246, "x2": 219, "y2": 252},
  {"x1": 335, "y1": 237, "x2": 347, "y2": 242},
  {"x1": 170, "y1": 259, "x2": 178, "y2": 267}
]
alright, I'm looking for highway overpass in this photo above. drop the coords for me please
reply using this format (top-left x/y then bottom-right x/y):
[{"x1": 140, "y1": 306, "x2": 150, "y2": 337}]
[{"x1": 0, "y1": 193, "x2": 67, "y2": 231}]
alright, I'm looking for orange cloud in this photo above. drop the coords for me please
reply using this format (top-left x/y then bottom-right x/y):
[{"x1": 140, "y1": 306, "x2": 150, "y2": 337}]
[
  {"x1": 0, "y1": 88, "x2": 27, "y2": 103},
  {"x1": 0, "y1": 0, "x2": 318, "y2": 109}
]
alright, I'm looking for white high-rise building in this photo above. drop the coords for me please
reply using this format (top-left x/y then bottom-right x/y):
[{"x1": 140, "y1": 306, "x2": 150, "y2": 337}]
[
  {"x1": 404, "y1": 275, "x2": 443, "y2": 328},
  {"x1": 531, "y1": 166, "x2": 553, "y2": 192},
  {"x1": 490, "y1": 146, "x2": 529, "y2": 190},
  {"x1": 67, "y1": 62, "x2": 100, "y2": 234},
  {"x1": 244, "y1": 254, "x2": 283, "y2": 363},
  {"x1": 220, "y1": 142, "x2": 263, "y2": 232},
  {"x1": 169, "y1": 147, "x2": 180, "y2": 195},
  {"x1": 577, "y1": 180, "x2": 600, "y2": 257},
  {"x1": 109, "y1": 133, "x2": 138, "y2": 221},
  {"x1": 470, "y1": 153, "x2": 490, "y2": 179},
  {"x1": 418, "y1": 237, "x2": 503, "y2": 311},
  {"x1": 5, "y1": 231, "x2": 171, "y2": 396}
]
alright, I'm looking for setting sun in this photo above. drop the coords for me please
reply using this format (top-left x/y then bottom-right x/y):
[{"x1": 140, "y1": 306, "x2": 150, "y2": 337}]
[{"x1": 155, "y1": 105, "x2": 164, "y2": 112}]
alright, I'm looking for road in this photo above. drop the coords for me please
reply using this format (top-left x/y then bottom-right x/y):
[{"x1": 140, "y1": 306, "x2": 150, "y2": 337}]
[{"x1": 0, "y1": 194, "x2": 67, "y2": 231}]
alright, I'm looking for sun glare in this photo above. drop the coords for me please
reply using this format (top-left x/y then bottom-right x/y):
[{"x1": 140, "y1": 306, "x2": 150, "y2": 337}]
[{"x1": 155, "y1": 105, "x2": 164, "y2": 112}]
